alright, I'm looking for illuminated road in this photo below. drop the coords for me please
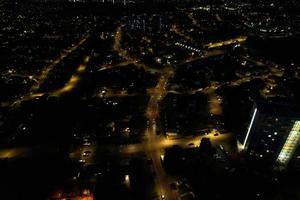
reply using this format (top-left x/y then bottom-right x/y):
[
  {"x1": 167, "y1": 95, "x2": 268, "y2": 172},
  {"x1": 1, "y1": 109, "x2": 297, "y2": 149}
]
[
  {"x1": 113, "y1": 25, "x2": 126, "y2": 59},
  {"x1": 11, "y1": 35, "x2": 90, "y2": 106},
  {"x1": 67, "y1": 64, "x2": 232, "y2": 200},
  {"x1": 73, "y1": 67, "x2": 179, "y2": 199},
  {"x1": 204, "y1": 85, "x2": 223, "y2": 115},
  {"x1": 50, "y1": 188, "x2": 94, "y2": 200},
  {"x1": 178, "y1": 49, "x2": 225, "y2": 66},
  {"x1": 167, "y1": 83, "x2": 223, "y2": 117},
  {"x1": 113, "y1": 25, "x2": 161, "y2": 74},
  {"x1": 0, "y1": 147, "x2": 29, "y2": 159},
  {"x1": 31, "y1": 35, "x2": 89, "y2": 94},
  {"x1": 69, "y1": 143, "x2": 97, "y2": 166},
  {"x1": 51, "y1": 55, "x2": 91, "y2": 97},
  {"x1": 94, "y1": 88, "x2": 136, "y2": 98},
  {"x1": 14, "y1": 55, "x2": 91, "y2": 100},
  {"x1": 144, "y1": 68, "x2": 177, "y2": 200},
  {"x1": 204, "y1": 36, "x2": 247, "y2": 49},
  {"x1": 120, "y1": 133, "x2": 232, "y2": 155}
]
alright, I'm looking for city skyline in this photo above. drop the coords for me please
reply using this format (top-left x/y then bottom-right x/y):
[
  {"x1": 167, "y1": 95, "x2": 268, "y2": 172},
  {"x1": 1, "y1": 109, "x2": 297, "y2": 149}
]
[{"x1": 0, "y1": 0, "x2": 300, "y2": 199}]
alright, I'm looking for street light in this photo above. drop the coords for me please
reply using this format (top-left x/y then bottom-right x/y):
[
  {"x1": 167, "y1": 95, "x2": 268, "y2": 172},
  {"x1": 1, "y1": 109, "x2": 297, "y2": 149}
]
[{"x1": 124, "y1": 174, "x2": 130, "y2": 188}]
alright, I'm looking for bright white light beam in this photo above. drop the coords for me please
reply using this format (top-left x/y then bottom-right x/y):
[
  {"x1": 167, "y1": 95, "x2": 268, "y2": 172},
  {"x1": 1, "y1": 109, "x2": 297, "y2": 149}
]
[{"x1": 243, "y1": 108, "x2": 258, "y2": 148}]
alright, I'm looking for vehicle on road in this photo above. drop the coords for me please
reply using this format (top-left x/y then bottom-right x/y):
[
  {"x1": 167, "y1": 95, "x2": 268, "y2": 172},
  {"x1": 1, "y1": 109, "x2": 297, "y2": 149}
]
[
  {"x1": 83, "y1": 142, "x2": 91, "y2": 146},
  {"x1": 82, "y1": 151, "x2": 91, "y2": 157}
]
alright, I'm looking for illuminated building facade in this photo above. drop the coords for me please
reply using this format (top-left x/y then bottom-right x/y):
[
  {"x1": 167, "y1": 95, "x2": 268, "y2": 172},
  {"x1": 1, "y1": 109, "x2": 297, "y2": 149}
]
[{"x1": 242, "y1": 101, "x2": 300, "y2": 169}]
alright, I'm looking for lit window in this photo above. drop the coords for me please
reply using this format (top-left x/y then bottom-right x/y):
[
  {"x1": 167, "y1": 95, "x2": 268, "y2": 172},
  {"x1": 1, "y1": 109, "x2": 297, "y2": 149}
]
[{"x1": 277, "y1": 121, "x2": 300, "y2": 166}]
